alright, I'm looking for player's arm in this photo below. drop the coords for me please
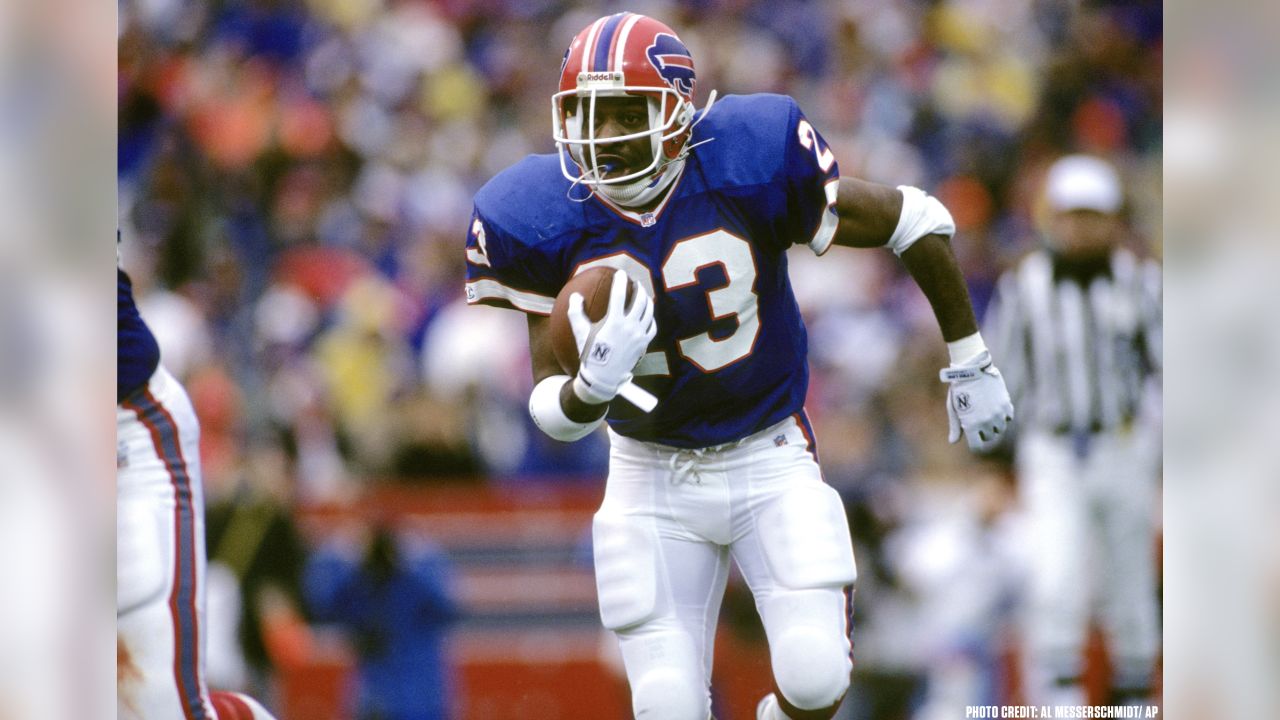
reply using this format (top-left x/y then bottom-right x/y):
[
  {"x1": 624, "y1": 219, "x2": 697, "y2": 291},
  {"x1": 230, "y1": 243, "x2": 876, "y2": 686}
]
[
  {"x1": 830, "y1": 178, "x2": 977, "y2": 339},
  {"x1": 830, "y1": 177, "x2": 1013, "y2": 451},
  {"x1": 829, "y1": 178, "x2": 906, "y2": 249}
]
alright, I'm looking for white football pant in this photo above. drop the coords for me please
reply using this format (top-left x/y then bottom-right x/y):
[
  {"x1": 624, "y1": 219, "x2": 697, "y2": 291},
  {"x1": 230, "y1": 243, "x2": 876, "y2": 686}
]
[
  {"x1": 117, "y1": 366, "x2": 217, "y2": 720},
  {"x1": 596, "y1": 414, "x2": 857, "y2": 720},
  {"x1": 1017, "y1": 425, "x2": 1161, "y2": 705}
]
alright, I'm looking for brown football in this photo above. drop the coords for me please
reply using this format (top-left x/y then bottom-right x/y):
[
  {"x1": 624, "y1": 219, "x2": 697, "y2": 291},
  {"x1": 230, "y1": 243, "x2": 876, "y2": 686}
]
[{"x1": 549, "y1": 266, "x2": 638, "y2": 374}]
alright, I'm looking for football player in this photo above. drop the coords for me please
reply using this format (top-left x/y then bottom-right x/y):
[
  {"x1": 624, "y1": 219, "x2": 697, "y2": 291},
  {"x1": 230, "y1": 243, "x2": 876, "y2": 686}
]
[
  {"x1": 464, "y1": 14, "x2": 1013, "y2": 720},
  {"x1": 118, "y1": 238, "x2": 277, "y2": 720}
]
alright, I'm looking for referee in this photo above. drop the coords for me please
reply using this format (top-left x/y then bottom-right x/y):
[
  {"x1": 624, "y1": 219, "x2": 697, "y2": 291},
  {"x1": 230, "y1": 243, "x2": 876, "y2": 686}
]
[{"x1": 983, "y1": 155, "x2": 1161, "y2": 708}]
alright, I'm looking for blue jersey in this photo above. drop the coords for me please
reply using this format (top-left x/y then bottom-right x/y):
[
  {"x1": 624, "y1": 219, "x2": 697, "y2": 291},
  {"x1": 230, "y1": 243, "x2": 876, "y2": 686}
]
[
  {"x1": 465, "y1": 94, "x2": 840, "y2": 448},
  {"x1": 118, "y1": 267, "x2": 161, "y2": 403}
]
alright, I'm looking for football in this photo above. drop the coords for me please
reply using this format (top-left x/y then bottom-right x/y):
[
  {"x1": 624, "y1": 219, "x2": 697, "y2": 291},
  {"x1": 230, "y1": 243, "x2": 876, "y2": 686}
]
[{"x1": 549, "y1": 266, "x2": 638, "y2": 374}]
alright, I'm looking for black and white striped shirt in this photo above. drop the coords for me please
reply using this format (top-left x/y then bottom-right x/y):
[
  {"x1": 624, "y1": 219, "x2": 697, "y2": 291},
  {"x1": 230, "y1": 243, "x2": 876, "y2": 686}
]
[{"x1": 984, "y1": 247, "x2": 1161, "y2": 436}]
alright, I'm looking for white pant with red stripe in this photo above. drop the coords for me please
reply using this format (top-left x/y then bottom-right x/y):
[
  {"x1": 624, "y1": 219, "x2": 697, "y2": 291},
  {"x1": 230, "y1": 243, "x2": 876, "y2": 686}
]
[
  {"x1": 596, "y1": 414, "x2": 857, "y2": 720},
  {"x1": 117, "y1": 366, "x2": 217, "y2": 720}
]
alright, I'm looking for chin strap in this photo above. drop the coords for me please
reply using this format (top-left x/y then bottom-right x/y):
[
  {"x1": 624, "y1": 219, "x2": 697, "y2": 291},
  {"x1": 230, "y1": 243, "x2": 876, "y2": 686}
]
[
  {"x1": 675, "y1": 89, "x2": 718, "y2": 161},
  {"x1": 566, "y1": 171, "x2": 595, "y2": 203}
]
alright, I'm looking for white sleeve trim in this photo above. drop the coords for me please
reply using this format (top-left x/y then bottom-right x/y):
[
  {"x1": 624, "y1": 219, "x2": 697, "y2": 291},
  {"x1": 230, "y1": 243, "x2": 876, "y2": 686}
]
[
  {"x1": 808, "y1": 179, "x2": 841, "y2": 256},
  {"x1": 465, "y1": 279, "x2": 555, "y2": 315}
]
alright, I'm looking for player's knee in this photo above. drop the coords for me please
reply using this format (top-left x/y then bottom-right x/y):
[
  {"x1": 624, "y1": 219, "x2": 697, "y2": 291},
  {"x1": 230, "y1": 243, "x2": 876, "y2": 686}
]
[
  {"x1": 772, "y1": 627, "x2": 851, "y2": 712},
  {"x1": 631, "y1": 667, "x2": 708, "y2": 720}
]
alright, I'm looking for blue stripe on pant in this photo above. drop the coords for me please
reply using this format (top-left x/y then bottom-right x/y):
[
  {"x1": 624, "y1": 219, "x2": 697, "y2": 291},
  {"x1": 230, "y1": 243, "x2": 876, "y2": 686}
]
[{"x1": 125, "y1": 390, "x2": 210, "y2": 720}]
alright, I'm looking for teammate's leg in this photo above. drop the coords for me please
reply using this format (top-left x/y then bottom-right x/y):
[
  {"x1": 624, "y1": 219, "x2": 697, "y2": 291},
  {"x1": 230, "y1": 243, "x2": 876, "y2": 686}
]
[
  {"x1": 1017, "y1": 431, "x2": 1091, "y2": 707},
  {"x1": 118, "y1": 369, "x2": 281, "y2": 720},
  {"x1": 118, "y1": 369, "x2": 216, "y2": 720}
]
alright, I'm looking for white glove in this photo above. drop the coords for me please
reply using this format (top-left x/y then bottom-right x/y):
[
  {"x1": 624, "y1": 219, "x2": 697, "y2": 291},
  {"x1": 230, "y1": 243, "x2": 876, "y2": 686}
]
[
  {"x1": 939, "y1": 350, "x2": 1014, "y2": 452},
  {"x1": 568, "y1": 270, "x2": 658, "y2": 410}
]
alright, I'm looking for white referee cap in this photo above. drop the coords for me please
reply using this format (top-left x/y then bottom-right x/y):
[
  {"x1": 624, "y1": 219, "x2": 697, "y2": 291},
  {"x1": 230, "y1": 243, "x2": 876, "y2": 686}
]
[{"x1": 1044, "y1": 154, "x2": 1122, "y2": 214}]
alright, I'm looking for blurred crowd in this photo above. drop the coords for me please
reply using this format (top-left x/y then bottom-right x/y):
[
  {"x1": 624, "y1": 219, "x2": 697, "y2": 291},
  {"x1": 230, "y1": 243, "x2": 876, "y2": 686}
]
[{"x1": 118, "y1": 0, "x2": 1161, "y2": 716}]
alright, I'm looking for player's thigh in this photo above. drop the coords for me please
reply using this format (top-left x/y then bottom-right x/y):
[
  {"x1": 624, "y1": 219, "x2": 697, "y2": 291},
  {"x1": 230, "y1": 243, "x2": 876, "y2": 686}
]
[
  {"x1": 594, "y1": 503, "x2": 729, "y2": 634},
  {"x1": 734, "y1": 448, "x2": 856, "y2": 596},
  {"x1": 117, "y1": 426, "x2": 206, "y2": 613},
  {"x1": 598, "y1": 437, "x2": 732, "y2": 718},
  {"x1": 117, "y1": 473, "x2": 212, "y2": 720},
  {"x1": 117, "y1": 383, "x2": 212, "y2": 719},
  {"x1": 118, "y1": 370, "x2": 207, "y2": 612},
  {"x1": 595, "y1": 437, "x2": 729, "y2": 632}
]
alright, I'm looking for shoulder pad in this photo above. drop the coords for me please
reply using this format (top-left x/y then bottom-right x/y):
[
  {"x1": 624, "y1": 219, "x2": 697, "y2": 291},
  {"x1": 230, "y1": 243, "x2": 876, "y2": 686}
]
[{"x1": 689, "y1": 93, "x2": 800, "y2": 188}]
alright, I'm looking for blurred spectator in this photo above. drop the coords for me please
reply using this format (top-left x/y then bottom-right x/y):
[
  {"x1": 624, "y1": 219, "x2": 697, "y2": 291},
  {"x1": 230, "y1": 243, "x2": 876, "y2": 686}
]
[
  {"x1": 205, "y1": 441, "x2": 313, "y2": 697},
  {"x1": 304, "y1": 522, "x2": 460, "y2": 720},
  {"x1": 387, "y1": 387, "x2": 481, "y2": 481},
  {"x1": 898, "y1": 472, "x2": 1022, "y2": 720},
  {"x1": 312, "y1": 275, "x2": 417, "y2": 472}
]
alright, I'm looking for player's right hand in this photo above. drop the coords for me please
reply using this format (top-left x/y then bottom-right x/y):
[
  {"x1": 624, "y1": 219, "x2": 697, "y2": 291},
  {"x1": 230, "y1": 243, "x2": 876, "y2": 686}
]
[{"x1": 569, "y1": 269, "x2": 658, "y2": 406}]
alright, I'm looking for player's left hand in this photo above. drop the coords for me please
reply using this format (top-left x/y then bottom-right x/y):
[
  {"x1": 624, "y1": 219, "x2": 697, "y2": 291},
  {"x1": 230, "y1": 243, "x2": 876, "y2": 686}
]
[{"x1": 939, "y1": 351, "x2": 1014, "y2": 452}]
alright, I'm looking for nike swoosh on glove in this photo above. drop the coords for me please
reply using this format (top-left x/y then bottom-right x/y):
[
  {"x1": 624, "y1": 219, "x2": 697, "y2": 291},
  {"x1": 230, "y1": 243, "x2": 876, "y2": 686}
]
[{"x1": 939, "y1": 350, "x2": 1014, "y2": 452}]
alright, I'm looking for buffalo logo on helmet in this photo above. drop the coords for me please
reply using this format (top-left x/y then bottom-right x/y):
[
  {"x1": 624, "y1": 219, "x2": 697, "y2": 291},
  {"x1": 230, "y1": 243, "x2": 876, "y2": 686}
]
[{"x1": 645, "y1": 33, "x2": 695, "y2": 97}]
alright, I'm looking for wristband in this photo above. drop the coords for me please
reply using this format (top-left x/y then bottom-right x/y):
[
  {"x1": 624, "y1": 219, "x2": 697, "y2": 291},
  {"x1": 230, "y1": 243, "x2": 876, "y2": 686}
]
[
  {"x1": 946, "y1": 331, "x2": 988, "y2": 366},
  {"x1": 529, "y1": 375, "x2": 603, "y2": 442}
]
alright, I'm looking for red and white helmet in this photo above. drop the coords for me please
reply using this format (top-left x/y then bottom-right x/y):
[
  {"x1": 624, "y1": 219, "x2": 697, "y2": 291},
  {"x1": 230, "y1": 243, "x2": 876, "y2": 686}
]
[{"x1": 552, "y1": 13, "x2": 710, "y2": 205}]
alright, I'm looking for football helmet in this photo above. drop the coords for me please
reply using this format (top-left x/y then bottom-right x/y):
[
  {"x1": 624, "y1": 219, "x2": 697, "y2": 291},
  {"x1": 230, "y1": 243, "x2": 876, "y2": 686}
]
[{"x1": 553, "y1": 13, "x2": 713, "y2": 207}]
